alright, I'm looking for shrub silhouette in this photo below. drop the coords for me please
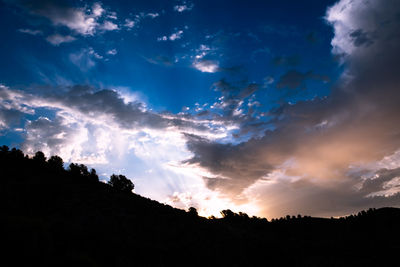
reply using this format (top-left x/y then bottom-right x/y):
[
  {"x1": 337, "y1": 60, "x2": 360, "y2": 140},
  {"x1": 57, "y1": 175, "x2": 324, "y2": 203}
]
[{"x1": 108, "y1": 174, "x2": 134, "y2": 193}]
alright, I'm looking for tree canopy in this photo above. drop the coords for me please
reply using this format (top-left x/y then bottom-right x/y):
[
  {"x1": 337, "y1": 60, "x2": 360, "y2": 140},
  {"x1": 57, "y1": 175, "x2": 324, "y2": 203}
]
[{"x1": 108, "y1": 174, "x2": 134, "y2": 193}]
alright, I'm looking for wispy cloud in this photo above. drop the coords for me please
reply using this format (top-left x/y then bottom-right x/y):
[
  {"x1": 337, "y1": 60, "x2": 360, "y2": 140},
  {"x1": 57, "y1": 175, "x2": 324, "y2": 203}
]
[
  {"x1": 18, "y1": 28, "x2": 42, "y2": 36},
  {"x1": 69, "y1": 48, "x2": 104, "y2": 71},
  {"x1": 46, "y1": 34, "x2": 76, "y2": 46}
]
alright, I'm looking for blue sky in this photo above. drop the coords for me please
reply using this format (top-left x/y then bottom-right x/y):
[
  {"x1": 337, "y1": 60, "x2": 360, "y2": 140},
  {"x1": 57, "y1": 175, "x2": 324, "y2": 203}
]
[{"x1": 1, "y1": 0, "x2": 400, "y2": 218}]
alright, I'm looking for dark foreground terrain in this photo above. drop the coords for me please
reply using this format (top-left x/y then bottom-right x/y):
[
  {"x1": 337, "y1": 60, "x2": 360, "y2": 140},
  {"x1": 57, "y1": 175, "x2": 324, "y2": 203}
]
[{"x1": 1, "y1": 146, "x2": 400, "y2": 266}]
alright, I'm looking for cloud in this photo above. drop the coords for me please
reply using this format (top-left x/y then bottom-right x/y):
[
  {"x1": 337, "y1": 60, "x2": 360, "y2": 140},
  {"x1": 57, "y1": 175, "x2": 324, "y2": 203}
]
[
  {"x1": 194, "y1": 44, "x2": 212, "y2": 59},
  {"x1": 192, "y1": 60, "x2": 219, "y2": 73},
  {"x1": 46, "y1": 34, "x2": 76, "y2": 46},
  {"x1": 183, "y1": 0, "x2": 400, "y2": 217},
  {"x1": 276, "y1": 70, "x2": 330, "y2": 90},
  {"x1": 157, "y1": 30, "x2": 184, "y2": 41},
  {"x1": 174, "y1": 1, "x2": 194, "y2": 12},
  {"x1": 124, "y1": 19, "x2": 135, "y2": 29},
  {"x1": 0, "y1": 84, "x2": 224, "y2": 144},
  {"x1": 169, "y1": 30, "x2": 183, "y2": 41},
  {"x1": 146, "y1": 13, "x2": 159, "y2": 18},
  {"x1": 100, "y1": 21, "x2": 119, "y2": 31},
  {"x1": 144, "y1": 55, "x2": 174, "y2": 66},
  {"x1": 107, "y1": 49, "x2": 117, "y2": 56},
  {"x1": 69, "y1": 48, "x2": 104, "y2": 71},
  {"x1": 123, "y1": 12, "x2": 159, "y2": 30},
  {"x1": 18, "y1": 28, "x2": 42, "y2": 35},
  {"x1": 23, "y1": 1, "x2": 117, "y2": 36},
  {"x1": 91, "y1": 2, "x2": 104, "y2": 17}
]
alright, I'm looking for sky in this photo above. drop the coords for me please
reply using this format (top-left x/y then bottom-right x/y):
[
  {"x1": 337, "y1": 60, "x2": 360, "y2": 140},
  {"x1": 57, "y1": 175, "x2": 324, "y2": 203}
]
[{"x1": 1, "y1": 0, "x2": 400, "y2": 218}]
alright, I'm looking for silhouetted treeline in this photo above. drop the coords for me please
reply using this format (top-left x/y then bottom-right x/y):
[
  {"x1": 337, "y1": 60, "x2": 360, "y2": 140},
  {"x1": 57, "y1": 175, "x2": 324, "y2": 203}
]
[{"x1": 1, "y1": 146, "x2": 400, "y2": 266}]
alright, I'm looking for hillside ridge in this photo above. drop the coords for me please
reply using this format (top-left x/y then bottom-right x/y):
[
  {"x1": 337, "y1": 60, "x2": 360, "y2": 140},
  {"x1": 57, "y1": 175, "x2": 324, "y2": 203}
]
[{"x1": 1, "y1": 146, "x2": 400, "y2": 266}]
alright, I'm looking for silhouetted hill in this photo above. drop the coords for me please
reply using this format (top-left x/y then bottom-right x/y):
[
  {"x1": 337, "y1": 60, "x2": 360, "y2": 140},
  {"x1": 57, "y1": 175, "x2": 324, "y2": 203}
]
[{"x1": 1, "y1": 146, "x2": 400, "y2": 266}]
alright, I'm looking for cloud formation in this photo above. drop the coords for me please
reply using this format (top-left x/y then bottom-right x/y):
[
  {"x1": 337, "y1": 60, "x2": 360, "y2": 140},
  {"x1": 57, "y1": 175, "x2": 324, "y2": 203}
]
[
  {"x1": 276, "y1": 70, "x2": 330, "y2": 90},
  {"x1": 158, "y1": 30, "x2": 184, "y2": 42},
  {"x1": 174, "y1": 1, "x2": 194, "y2": 13},
  {"x1": 18, "y1": 28, "x2": 42, "y2": 35},
  {"x1": 46, "y1": 34, "x2": 76, "y2": 46},
  {"x1": 29, "y1": 1, "x2": 104, "y2": 36},
  {"x1": 183, "y1": 0, "x2": 400, "y2": 217},
  {"x1": 192, "y1": 59, "x2": 219, "y2": 73}
]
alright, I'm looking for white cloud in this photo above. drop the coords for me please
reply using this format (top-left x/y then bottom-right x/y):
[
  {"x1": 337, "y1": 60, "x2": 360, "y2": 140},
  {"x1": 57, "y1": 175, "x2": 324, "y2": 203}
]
[
  {"x1": 69, "y1": 48, "x2": 104, "y2": 71},
  {"x1": 18, "y1": 28, "x2": 42, "y2": 36},
  {"x1": 193, "y1": 60, "x2": 219, "y2": 73},
  {"x1": 50, "y1": 9, "x2": 97, "y2": 36},
  {"x1": 174, "y1": 1, "x2": 194, "y2": 12},
  {"x1": 100, "y1": 21, "x2": 119, "y2": 31},
  {"x1": 157, "y1": 30, "x2": 184, "y2": 41},
  {"x1": 157, "y1": 36, "x2": 168, "y2": 41},
  {"x1": 32, "y1": 2, "x2": 117, "y2": 36},
  {"x1": 195, "y1": 44, "x2": 212, "y2": 59},
  {"x1": 325, "y1": 0, "x2": 393, "y2": 58},
  {"x1": 169, "y1": 30, "x2": 183, "y2": 41},
  {"x1": 107, "y1": 12, "x2": 117, "y2": 20},
  {"x1": 46, "y1": 34, "x2": 76, "y2": 46},
  {"x1": 91, "y1": 2, "x2": 104, "y2": 18},
  {"x1": 124, "y1": 19, "x2": 135, "y2": 29},
  {"x1": 124, "y1": 12, "x2": 159, "y2": 30},
  {"x1": 146, "y1": 13, "x2": 159, "y2": 18},
  {"x1": 107, "y1": 49, "x2": 117, "y2": 55}
]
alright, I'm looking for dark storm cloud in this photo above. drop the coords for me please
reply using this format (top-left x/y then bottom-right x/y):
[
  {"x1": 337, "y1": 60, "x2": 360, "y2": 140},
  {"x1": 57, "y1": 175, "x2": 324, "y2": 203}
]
[
  {"x1": 349, "y1": 29, "x2": 373, "y2": 47},
  {"x1": 0, "y1": 84, "x2": 212, "y2": 133},
  {"x1": 0, "y1": 85, "x2": 32, "y2": 129},
  {"x1": 184, "y1": 0, "x2": 400, "y2": 216},
  {"x1": 22, "y1": 116, "x2": 77, "y2": 153},
  {"x1": 205, "y1": 79, "x2": 270, "y2": 138},
  {"x1": 359, "y1": 167, "x2": 400, "y2": 196},
  {"x1": 276, "y1": 70, "x2": 330, "y2": 90},
  {"x1": 0, "y1": 109, "x2": 24, "y2": 129},
  {"x1": 183, "y1": 133, "x2": 274, "y2": 195}
]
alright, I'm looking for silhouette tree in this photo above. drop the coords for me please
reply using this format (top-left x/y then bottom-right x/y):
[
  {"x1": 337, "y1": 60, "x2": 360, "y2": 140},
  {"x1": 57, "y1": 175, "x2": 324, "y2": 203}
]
[
  {"x1": 188, "y1": 207, "x2": 198, "y2": 216},
  {"x1": 88, "y1": 168, "x2": 99, "y2": 183},
  {"x1": 10, "y1": 147, "x2": 24, "y2": 159},
  {"x1": 69, "y1": 163, "x2": 98, "y2": 183},
  {"x1": 48, "y1": 155, "x2": 64, "y2": 170},
  {"x1": 33, "y1": 151, "x2": 46, "y2": 162},
  {"x1": 108, "y1": 174, "x2": 134, "y2": 193},
  {"x1": 69, "y1": 163, "x2": 89, "y2": 176},
  {"x1": 0, "y1": 145, "x2": 9, "y2": 153},
  {"x1": 221, "y1": 209, "x2": 235, "y2": 219}
]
